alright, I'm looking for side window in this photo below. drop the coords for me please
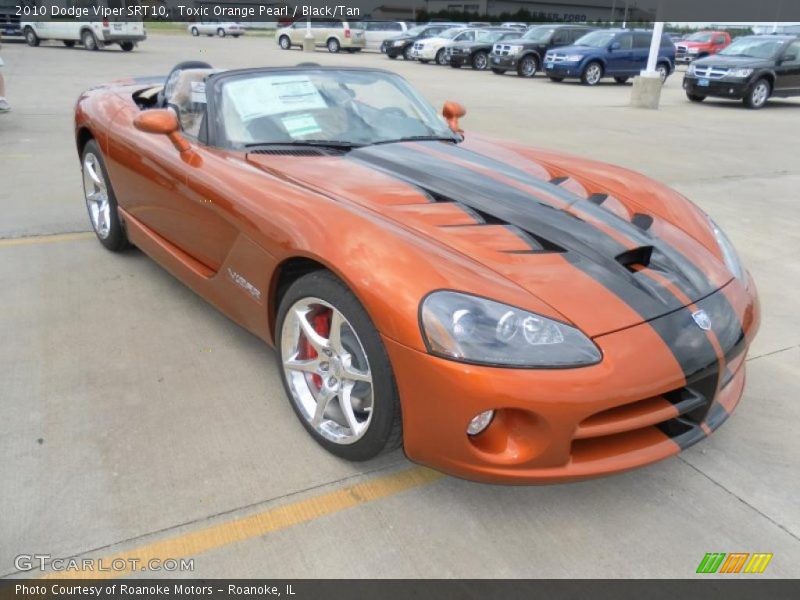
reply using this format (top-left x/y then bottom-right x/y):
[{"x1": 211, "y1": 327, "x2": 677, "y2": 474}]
[
  {"x1": 783, "y1": 41, "x2": 800, "y2": 64},
  {"x1": 459, "y1": 31, "x2": 475, "y2": 42},
  {"x1": 617, "y1": 33, "x2": 633, "y2": 49},
  {"x1": 552, "y1": 31, "x2": 567, "y2": 45},
  {"x1": 633, "y1": 33, "x2": 650, "y2": 48},
  {"x1": 714, "y1": 35, "x2": 726, "y2": 44},
  {"x1": 330, "y1": 22, "x2": 343, "y2": 29}
]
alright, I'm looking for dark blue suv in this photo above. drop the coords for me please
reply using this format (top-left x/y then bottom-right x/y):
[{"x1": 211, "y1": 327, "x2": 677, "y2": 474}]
[{"x1": 543, "y1": 29, "x2": 676, "y2": 85}]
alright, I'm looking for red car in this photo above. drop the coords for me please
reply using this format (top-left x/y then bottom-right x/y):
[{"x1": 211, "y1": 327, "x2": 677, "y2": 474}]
[
  {"x1": 676, "y1": 31, "x2": 731, "y2": 64},
  {"x1": 73, "y1": 63, "x2": 760, "y2": 483}
]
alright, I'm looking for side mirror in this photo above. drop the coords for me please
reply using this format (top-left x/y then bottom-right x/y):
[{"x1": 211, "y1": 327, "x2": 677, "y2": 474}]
[
  {"x1": 609, "y1": 41, "x2": 621, "y2": 51},
  {"x1": 442, "y1": 101, "x2": 466, "y2": 135},
  {"x1": 133, "y1": 109, "x2": 191, "y2": 153}
]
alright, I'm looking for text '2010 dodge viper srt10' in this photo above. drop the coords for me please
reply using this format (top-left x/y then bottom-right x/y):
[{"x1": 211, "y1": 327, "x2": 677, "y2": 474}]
[{"x1": 74, "y1": 63, "x2": 760, "y2": 484}]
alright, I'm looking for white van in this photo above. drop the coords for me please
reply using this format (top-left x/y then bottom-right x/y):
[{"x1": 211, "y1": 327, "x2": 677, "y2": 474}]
[{"x1": 21, "y1": 0, "x2": 145, "y2": 52}]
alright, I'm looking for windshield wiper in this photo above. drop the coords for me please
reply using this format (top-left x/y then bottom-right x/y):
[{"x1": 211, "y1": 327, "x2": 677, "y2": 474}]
[
  {"x1": 244, "y1": 140, "x2": 364, "y2": 150},
  {"x1": 371, "y1": 135, "x2": 460, "y2": 146}
]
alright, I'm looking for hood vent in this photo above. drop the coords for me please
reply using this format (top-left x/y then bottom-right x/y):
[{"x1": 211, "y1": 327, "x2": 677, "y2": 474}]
[
  {"x1": 615, "y1": 246, "x2": 654, "y2": 273},
  {"x1": 248, "y1": 147, "x2": 342, "y2": 157}
]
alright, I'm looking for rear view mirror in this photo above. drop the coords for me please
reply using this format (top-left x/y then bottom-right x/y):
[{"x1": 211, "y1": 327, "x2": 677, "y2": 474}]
[
  {"x1": 134, "y1": 109, "x2": 191, "y2": 153},
  {"x1": 442, "y1": 101, "x2": 466, "y2": 135}
]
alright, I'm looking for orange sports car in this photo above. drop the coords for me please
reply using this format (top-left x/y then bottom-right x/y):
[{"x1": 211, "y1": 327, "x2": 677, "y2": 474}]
[{"x1": 74, "y1": 63, "x2": 760, "y2": 484}]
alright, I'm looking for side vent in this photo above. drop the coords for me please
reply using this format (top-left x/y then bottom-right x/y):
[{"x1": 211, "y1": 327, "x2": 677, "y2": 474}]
[
  {"x1": 615, "y1": 246, "x2": 653, "y2": 272},
  {"x1": 549, "y1": 176, "x2": 569, "y2": 185}
]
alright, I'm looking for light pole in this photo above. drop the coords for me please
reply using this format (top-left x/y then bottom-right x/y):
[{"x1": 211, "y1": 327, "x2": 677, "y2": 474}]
[
  {"x1": 303, "y1": 17, "x2": 314, "y2": 53},
  {"x1": 630, "y1": 12, "x2": 665, "y2": 109}
]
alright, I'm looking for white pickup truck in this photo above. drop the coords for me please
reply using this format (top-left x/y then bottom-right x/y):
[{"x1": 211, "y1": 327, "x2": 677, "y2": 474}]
[{"x1": 21, "y1": 16, "x2": 145, "y2": 51}]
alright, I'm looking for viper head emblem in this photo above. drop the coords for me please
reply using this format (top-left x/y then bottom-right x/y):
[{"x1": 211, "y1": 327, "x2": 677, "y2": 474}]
[{"x1": 692, "y1": 310, "x2": 712, "y2": 331}]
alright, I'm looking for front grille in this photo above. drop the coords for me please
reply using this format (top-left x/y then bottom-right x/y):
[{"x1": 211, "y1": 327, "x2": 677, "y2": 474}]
[
  {"x1": 676, "y1": 44, "x2": 688, "y2": 57},
  {"x1": 493, "y1": 44, "x2": 516, "y2": 56},
  {"x1": 693, "y1": 65, "x2": 729, "y2": 79},
  {"x1": 413, "y1": 42, "x2": 423, "y2": 51}
]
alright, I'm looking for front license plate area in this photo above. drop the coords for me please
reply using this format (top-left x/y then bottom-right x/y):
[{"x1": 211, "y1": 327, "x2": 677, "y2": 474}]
[{"x1": 698, "y1": 78, "x2": 710, "y2": 87}]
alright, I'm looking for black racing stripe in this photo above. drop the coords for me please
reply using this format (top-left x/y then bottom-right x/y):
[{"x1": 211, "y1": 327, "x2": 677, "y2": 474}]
[
  {"x1": 428, "y1": 142, "x2": 721, "y2": 301},
  {"x1": 705, "y1": 403, "x2": 729, "y2": 431},
  {"x1": 349, "y1": 143, "x2": 690, "y2": 320},
  {"x1": 700, "y1": 285, "x2": 747, "y2": 365}
]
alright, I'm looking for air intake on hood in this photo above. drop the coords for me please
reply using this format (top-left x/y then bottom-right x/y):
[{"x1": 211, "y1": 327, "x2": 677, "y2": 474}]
[
  {"x1": 615, "y1": 246, "x2": 654, "y2": 272},
  {"x1": 248, "y1": 147, "x2": 342, "y2": 157}
]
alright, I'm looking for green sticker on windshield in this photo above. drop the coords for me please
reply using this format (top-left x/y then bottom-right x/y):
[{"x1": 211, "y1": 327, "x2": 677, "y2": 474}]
[{"x1": 282, "y1": 114, "x2": 323, "y2": 138}]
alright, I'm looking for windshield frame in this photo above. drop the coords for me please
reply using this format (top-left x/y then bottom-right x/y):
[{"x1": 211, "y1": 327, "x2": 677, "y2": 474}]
[{"x1": 205, "y1": 67, "x2": 458, "y2": 150}]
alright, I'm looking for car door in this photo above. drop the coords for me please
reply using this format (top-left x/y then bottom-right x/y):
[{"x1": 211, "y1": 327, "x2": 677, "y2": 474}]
[
  {"x1": 775, "y1": 40, "x2": 800, "y2": 94},
  {"x1": 289, "y1": 21, "x2": 305, "y2": 45},
  {"x1": 606, "y1": 33, "x2": 633, "y2": 74},
  {"x1": 106, "y1": 102, "x2": 238, "y2": 271},
  {"x1": 631, "y1": 33, "x2": 652, "y2": 74}
]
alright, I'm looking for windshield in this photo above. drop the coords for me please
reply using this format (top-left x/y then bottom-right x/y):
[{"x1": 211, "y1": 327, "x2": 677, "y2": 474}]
[
  {"x1": 575, "y1": 30, "x2": 617, "y2": 48},
  {"x1": 686, "y1": 32, "x2": 713, "y2": 42},
  {"x1": 438, "y1": 28, "x2": 464, "y2": 39},
  {"x1": 719, "y1": 37, "x2": 786, "y2": 58},
  {"x1": 217, "y1": 70, "x2": 456, "y2": 148},
  {"x1": 406, "y1": 26, "x2": 426, "y2": 36},
  {"x1": 522, "y1": 27, "x2": 554, "y2": 43},
  {"x1": 476, "y1": 30, "x2": 504, "y2": 43}
]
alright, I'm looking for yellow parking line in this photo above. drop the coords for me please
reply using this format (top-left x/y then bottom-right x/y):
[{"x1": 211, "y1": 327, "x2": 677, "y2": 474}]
[
  {"x1": 0, "y1": 232, "x2": 95, "y2": 248},
  {"x1": 41, "y1": 465, "x2": 443, "y2": 579}
]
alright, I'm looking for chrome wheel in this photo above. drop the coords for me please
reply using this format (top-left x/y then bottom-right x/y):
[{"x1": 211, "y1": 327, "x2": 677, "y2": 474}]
[
  {"x1": 657, "y1": 64, "x2": 668, "y2": 82},
  {"x1": 751, "y1": 81, "x2": 769, "y2": 108},
  {"x1": 281, "y1": 298, "x2": 373, "y2": 445},
  {"x1": 584, "y1": 62, "x2": 602, "y2": 85},
  {"x1": 82, "y1": 153, "x2": 111, "y2": 239},
  {"x1": 436, "y1": 49, "x2": 448, "y2": 65},
  {"x1": 279, "y1": 35, "x2": 290, "y2": 49},
  {"x1": 82, "y1": 30, "x2": 97, "y2": 50},
  {"x1": 473, "y1": 52, "x2": 488, "y2": 70},
  {"x1": 519, "y1": 55, "x2": 537, "y2": 77}
]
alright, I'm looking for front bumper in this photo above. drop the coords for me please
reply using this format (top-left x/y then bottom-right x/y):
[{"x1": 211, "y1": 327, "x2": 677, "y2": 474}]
[
  {"x1": 489, "y1": 54, "x2": 518, "y2": 70},
  {"x1": 683, "y1": 76, "x2": 750, "y2": 99},
  {"x1": 412, "y1": 46, "x2": 438, "y2": 60},
  {"x1": 543, "y1": 60, "x2": 584, "y2": 79},
  {"x1": 387, "y1": 277, "x2": 759, "y2": 484},
  {"x1": 448, "y1": 54, "x2": 470, "y2": 67},
  {"x1": 384, "y1": 42, "x2": 410, "y2": 57}
]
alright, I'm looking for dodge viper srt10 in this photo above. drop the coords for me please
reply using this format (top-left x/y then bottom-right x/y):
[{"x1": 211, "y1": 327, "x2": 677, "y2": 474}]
[{"x1": 74, "y1": 63, "x2": 760, "y2": 484}]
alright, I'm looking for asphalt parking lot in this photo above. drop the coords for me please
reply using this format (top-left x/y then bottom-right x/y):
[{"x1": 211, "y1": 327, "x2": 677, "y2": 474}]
[{"x1": 1, "y1": 32, "x2": 799, "y2": 579}]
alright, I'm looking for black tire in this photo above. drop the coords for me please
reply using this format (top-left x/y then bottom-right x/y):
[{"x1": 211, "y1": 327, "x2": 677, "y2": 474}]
[
  {"x1": 687, "y1": 93, "x2": 706, "y2": 103},
  {"x1": 279, "y1": 35, "x2": 291, "y2": 50},
  {"x1": 472, "y1": 50, "x2": 489, "y2": 71},
  {"x1": 232, "y1": 35, "x2": 240, "y2": 38},
  {"x1": 82, "y1": 29, "x2": 99, "y2": 51},
  {"x1": 581, "y1": 61, "x2": 603, "y2": 85},
  {"x1": 743, "y1": 78, "x2": 771, "y2": 109},
  {"x1": 191, "y1": 27, "x2": 199, "y2": 36},
  {"x1": 419, "y1": 59, "x2": 429, "y2": 64},
  {"x1": 81, "y1": 140, "x2": 127, "y2": 252},
  {"x1": 64, "y1": 40, "x2": 76, "y2": 48},
  {"x1": 276, "y1": 270, "x2": 402, "y2": 461},
  {"x1": 614, "y1": 76, "x2": 629, "y2": 84},
  {"x1": 24, "y1": 27, "x2": 39, "y2": 47},
  {"x1": 403, "y1": 46, "x2": 413, "y2": 60},
  {"x1": 449, "y1": 62, "x2": 461, "y2": 69},
  {"x1": 435, "y1": 48, "x2": 448, "y2": 66},
  {"x1": 387, "y1": 53, "x2": 397, "y2": 59},
  {"x1": 516, "y1": 54, "x2": 539, "y2": 77},
  {"x1": 491, "y1": 68, "x2": 505, "y2": 75},
  {"x1": 119, "y1": 41, "x2": 134, "y2": 52},
  {"x1": 217, "y1": 28, "x2": 226, "y2": 38},
  {"x1": 327, "y1": 37, "x2": 340, "y2": 53},
  {"x1": 548, "y1": 76, "x2": 564, "y2": 82}
]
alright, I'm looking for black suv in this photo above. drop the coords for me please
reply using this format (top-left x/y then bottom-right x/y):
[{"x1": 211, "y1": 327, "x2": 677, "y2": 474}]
[
  {"x1": 490, "y1": 24, "x2": 595, "y2": 77},
  {"x1": 683, "y1": 35, "x2": 800, "y2": 109},
  {"x1": 381, "y1": 23, "x2": 461, "y2": 60},
  {"x1": 447, "y1": 29, "x2": 522, "y2": 70}
]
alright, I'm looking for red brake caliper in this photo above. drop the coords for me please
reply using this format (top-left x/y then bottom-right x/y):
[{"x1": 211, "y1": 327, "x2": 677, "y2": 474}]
[{"x1": 300, "y1": 308, "x2": 331, "y2": 390}]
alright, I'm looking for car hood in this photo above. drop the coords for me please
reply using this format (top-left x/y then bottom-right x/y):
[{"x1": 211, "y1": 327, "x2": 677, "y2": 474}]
[
  {"x1": 678, "y1": 41, "x2": 710, "y2": 48},
  {"x1": 693, "y1": 54, "x2": 773, "y2": 68},
  {"x1": 246, "y1": 139, "x2": 731, "y2": 337}
]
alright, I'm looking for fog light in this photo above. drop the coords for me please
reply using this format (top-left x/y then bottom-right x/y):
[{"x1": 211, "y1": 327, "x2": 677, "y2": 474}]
[{"x1": 467, "y1": 410, "x2": 495, "y2": 436}]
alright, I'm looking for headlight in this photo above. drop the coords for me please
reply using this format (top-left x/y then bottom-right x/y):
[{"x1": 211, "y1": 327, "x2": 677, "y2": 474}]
[
  {"x1": 727, "y1": 68, "x2": 753, "y2": 78},
  {"x1": 507, "y1": 45, "x2": 523, "y2": 55},
  {"x1": 420, "y1": 291, "x2": 601, "y2": 368},
  {"x1": 686, "y1": 63, "x2": 696, "y2": 75},
  {"x1": 688, "y1": 47, "x2": 699, "y2": 54},
  {"x1": 709, "y1": 218, "x2": 745, "y2": 281},
  {"x1": 565, "y1": 54, "x2": 585, "y2": 62},
  {"x1": 392, "y1": 40, "x2": 405, "y2": 47}
]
